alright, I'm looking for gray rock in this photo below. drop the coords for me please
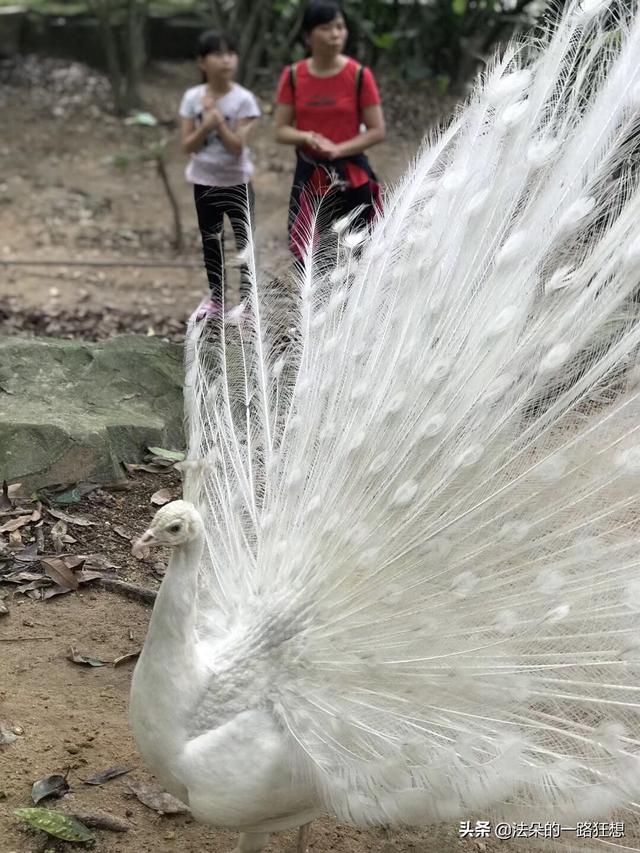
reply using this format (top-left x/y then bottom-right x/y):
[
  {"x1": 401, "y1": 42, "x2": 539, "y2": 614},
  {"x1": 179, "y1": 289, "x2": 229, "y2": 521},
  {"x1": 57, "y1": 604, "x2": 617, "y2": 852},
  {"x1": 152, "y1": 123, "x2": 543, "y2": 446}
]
[{"x1": 0, "y1": 335, "x2": 184, "y2": 489}]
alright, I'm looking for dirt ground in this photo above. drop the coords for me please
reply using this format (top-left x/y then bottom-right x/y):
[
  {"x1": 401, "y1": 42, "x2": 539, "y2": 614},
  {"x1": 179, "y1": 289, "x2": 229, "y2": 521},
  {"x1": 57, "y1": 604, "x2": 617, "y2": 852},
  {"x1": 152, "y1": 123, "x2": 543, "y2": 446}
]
[{"x1": 0, "y1": 56, "x2": 618, "y2": 853}]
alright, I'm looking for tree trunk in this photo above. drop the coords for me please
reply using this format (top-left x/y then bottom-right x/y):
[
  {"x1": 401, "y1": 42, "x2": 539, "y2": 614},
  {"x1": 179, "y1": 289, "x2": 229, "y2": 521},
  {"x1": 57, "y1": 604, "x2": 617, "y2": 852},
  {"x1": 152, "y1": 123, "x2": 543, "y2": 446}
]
[
  {"x1": 89, "y1": 0, "x2": 125, "y2": 113},
  {"x1": 228, "y1": 0, "x2": 246, "y2": 38},
  {"x1": 123, "y1": 0, "x2": 147, "y2": 112},
  {"x1": 205, "y1": 0, "x2": 226, "y2": 30},
  {"x1": 240, "y1": 0, "x2": 270, "y2": 87},
  {"x1": 270, "y1": 3, "x2": 305, "y2": 72},
  {"x1": 88, "y1": 0, "x2": 147, "y2": 115}
]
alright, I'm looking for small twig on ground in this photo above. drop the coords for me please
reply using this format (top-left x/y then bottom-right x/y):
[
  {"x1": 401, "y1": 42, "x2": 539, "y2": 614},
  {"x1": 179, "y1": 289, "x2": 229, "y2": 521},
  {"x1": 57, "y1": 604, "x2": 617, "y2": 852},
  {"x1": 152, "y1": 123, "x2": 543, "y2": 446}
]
[
  {"x1": 0, "y1": 636, "x2": 54, "y2": 642},
  {"x1": 154, "y1": 153, "x2": 183, "y2": 251},
  {"x1": 100, "y1": 577, "x2": 157, "y2": 604}
]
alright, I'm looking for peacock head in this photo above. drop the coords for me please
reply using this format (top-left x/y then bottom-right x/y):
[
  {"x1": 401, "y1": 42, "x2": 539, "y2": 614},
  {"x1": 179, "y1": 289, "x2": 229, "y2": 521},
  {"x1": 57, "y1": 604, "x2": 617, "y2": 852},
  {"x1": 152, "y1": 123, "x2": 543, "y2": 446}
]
[{"x1": 132, "y1": 500, "x2": 203, "y2": 558}]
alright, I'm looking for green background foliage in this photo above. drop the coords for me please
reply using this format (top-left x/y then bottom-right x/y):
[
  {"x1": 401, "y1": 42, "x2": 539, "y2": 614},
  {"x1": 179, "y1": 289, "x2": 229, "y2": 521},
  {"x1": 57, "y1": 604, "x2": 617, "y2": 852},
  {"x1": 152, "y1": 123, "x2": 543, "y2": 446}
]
[{"x1": 1, "y1": 0, "x2": 545, "y2": 110}]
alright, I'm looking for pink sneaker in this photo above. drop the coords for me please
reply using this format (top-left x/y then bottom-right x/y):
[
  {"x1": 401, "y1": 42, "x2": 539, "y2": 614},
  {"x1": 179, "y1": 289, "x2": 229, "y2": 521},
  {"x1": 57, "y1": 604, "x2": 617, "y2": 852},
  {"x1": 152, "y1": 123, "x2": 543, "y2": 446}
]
[{"x1": 193, "y1": 299, "x2": 223, "y2": 322}]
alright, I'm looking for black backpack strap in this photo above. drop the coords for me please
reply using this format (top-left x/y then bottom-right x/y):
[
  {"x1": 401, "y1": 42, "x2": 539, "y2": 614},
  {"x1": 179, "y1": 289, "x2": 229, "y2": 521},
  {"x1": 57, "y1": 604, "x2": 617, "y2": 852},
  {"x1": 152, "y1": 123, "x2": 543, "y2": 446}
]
[
  {"x1": 355, "y1": 63, "x2": 364, "y2": 104},
  {"x1": 289, "y1": 62, "x2": 297, "y2": 94}
]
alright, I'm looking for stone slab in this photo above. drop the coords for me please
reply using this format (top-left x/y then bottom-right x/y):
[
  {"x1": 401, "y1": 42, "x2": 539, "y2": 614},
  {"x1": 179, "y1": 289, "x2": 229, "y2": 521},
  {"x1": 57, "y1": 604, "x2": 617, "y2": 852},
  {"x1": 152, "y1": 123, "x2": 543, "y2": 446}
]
[{"x1": 0, "y1": 335, "x2": 184, "y2": 489}]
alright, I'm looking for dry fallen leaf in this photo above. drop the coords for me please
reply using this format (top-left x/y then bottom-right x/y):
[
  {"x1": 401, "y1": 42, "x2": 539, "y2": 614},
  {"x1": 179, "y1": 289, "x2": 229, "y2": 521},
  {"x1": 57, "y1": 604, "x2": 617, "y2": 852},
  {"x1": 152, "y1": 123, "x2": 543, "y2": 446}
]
[
  {"x1": 150, "y1": 489, "x2": 172, "y2": 507},
  {"x1": 67, "y1": 647, "x2": 109, "y2": 667},
  {"x1": 8, "y1": 529, "x2": 22, "y2": 549},
  {"x1": 31, "y1": 773, "x2": 70, "y2": 804},
  {"x1": 125, "y1": 462, "x2": 169, "y2": 475},
  {"x1": 0, "y1": 721, "x2": 19, "y2": 748},
  {"x1": 40, "y1": 586, "x2": 74, "y2": 600},
  {"x1": 4, "y1": 569, "x2": 43, "y2": 584},
  {"x1": 76, "y1": 554, "x2": 120, "y2": 572},
  {"x1": 0, "y1": 515, "x2": 31, "y2": 533},
  {"x1": 16, "y1": 580, "x2": 51, "y2": 596},
  {"x1": 83, "y1": 765, "x2": 132, "y2": 786},
  {"x1": 127, "y1": 780, "x2": 189, "y2": 814},
  {"x1": 76, "y1": 569, "x2": 105, "y2": 585},
  {"x1": 46, "y1": 508, "x2": 94, "y2": 527},
  {"x1": 113, "y1": 650, "x2": 140, "y2": 667},
  {"x1": 112, "y1": 525, "x2": 131, "y2": 541},
  {"x1": 7, "y1": 482, "x2": 22, "y2": 499},
  {"x1": 14, "y1": 542, "x2": 39, "y2": 563},
  {"x1": 41, "y1": 558, "x2": 79, "y2": 591},
  {"x1": 50, "y1": 520, "x2": 67, "y2": 554}
]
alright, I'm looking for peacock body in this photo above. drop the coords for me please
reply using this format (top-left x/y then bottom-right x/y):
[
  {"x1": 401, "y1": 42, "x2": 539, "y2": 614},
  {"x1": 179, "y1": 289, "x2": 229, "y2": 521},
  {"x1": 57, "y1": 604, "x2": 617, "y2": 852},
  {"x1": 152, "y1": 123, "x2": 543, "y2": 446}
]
[{"x1": 130, "y1": 0, "x2": 640, "y2": 849}]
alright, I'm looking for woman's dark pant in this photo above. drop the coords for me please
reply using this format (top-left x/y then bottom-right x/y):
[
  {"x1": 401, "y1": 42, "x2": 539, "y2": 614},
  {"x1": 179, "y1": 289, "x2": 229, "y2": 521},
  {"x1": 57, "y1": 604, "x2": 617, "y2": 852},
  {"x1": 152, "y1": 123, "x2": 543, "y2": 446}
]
[
  {"x1": 287, "y1": 179, "x2": 378, "y2": 262},
  {"x1": 193, "y1": 183, "x2": 255, "y2": 303},
  {"x1": 322, "y1": 182, "x2": 377, "y2": 232}
]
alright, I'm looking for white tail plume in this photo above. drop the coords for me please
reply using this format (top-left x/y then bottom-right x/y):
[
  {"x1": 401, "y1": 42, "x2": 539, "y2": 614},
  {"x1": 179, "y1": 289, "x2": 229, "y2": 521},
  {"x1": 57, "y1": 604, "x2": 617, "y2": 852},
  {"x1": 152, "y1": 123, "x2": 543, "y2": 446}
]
[{"x1": 152, "y1": 0, "x2": 640, "y2": 843}]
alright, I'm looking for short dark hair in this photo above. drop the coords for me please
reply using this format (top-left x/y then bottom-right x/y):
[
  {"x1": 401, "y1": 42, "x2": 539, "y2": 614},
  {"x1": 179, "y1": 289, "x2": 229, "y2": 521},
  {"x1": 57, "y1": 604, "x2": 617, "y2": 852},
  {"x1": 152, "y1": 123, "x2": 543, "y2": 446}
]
[
  {"x1": 196, "y1": 29, "x2": 236, "y2": 57},
  {"x1": 301, "y1": 1, "x2": 345, "y2": 35}
]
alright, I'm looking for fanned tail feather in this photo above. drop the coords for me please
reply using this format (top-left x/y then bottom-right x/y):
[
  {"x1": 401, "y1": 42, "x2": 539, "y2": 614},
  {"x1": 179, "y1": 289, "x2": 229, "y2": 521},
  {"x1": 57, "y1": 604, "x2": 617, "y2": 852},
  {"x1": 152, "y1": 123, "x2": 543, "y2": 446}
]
[{"x1": 183, "y1": 0, "x2": 640, "y2": 840}]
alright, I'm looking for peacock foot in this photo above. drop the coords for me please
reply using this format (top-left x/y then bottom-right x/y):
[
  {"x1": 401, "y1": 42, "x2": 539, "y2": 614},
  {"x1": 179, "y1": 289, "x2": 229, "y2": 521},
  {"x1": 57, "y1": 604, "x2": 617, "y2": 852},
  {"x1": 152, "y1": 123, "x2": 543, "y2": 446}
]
[
  {"x1": 233, "y1": 831, "x2": 270, "y2": 853},
  {"x1": 296, "y1": 823, "x2": 312, "y2": 853}
]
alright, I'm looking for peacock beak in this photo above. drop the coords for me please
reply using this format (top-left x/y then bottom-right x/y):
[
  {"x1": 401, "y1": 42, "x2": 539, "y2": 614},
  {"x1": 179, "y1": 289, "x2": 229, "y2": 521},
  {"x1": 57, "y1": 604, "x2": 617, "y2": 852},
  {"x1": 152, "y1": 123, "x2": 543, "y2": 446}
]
[{"x1": 132, "y1": 529, "x2": 156, "y2": 560}]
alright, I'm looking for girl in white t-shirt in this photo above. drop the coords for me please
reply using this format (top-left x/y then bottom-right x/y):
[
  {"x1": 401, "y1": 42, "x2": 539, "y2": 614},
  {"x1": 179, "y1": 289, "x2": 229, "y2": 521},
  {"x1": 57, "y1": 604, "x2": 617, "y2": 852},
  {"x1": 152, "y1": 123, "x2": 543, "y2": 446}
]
[{"x1": 180, "y1": 30, "x2": 261, "y2": 315}]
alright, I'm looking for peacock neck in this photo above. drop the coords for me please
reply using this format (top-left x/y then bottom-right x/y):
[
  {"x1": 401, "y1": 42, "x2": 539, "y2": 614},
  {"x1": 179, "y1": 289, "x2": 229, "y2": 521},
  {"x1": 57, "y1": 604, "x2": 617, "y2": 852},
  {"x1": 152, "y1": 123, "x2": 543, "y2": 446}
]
[
  {"x1": 130, "y1": 525, "x2": 205, "y2": 798},
  {"x1": 143, "y1": 528, "x2": 204, "y2": 658}
]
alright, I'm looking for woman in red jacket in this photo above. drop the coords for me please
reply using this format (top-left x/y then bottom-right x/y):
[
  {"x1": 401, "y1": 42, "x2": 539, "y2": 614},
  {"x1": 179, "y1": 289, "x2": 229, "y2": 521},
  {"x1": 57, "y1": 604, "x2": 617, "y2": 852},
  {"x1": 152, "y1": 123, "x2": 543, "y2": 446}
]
[{"x1": 275, "y1": 1, "x2": 386, "y2": 260}]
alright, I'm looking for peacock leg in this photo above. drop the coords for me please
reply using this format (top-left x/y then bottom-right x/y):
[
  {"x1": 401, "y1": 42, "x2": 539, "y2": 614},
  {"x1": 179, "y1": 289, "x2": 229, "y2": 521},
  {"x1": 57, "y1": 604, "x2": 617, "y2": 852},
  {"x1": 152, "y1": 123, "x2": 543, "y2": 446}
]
[
  {"x1": 296, "y1": 823, "x2": 312, "y2": 853},
  {"x1": 233, "y1": 831, "x2": 270, "y2": 852}
]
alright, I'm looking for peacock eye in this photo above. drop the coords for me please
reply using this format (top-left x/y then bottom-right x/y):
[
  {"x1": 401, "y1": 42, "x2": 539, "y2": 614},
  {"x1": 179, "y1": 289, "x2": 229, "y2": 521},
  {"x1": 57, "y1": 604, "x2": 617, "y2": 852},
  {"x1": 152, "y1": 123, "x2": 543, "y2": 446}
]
[{"x1": 168, "y1": 523, "x2": 181, "y2": 533}]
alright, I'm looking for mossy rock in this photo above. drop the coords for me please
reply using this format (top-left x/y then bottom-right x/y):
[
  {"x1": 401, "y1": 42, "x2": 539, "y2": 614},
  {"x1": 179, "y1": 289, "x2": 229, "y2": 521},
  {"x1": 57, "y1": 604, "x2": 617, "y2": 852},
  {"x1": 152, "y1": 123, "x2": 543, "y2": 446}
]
[{"x1": 0, "y1": 335, "x2": 184, "y2": 489}]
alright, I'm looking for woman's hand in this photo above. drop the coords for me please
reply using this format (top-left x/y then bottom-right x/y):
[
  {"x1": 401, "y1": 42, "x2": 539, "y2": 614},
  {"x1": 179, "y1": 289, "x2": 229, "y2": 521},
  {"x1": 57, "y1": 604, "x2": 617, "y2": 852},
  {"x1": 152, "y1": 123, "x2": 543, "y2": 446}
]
[
  {"x1": 306, "y1": 132, "x2": 340, "y2": 159},
  {"x1": 274, "y1": 105, "x2": 339, "y2": 155}
]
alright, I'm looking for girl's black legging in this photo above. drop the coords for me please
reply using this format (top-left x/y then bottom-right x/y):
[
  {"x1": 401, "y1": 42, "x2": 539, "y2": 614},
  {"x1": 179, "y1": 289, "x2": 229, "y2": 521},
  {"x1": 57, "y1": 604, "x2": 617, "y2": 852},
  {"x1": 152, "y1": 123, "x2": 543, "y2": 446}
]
[{"x1": 193, "y1": 183, "x2": 255, "y2": 303}]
